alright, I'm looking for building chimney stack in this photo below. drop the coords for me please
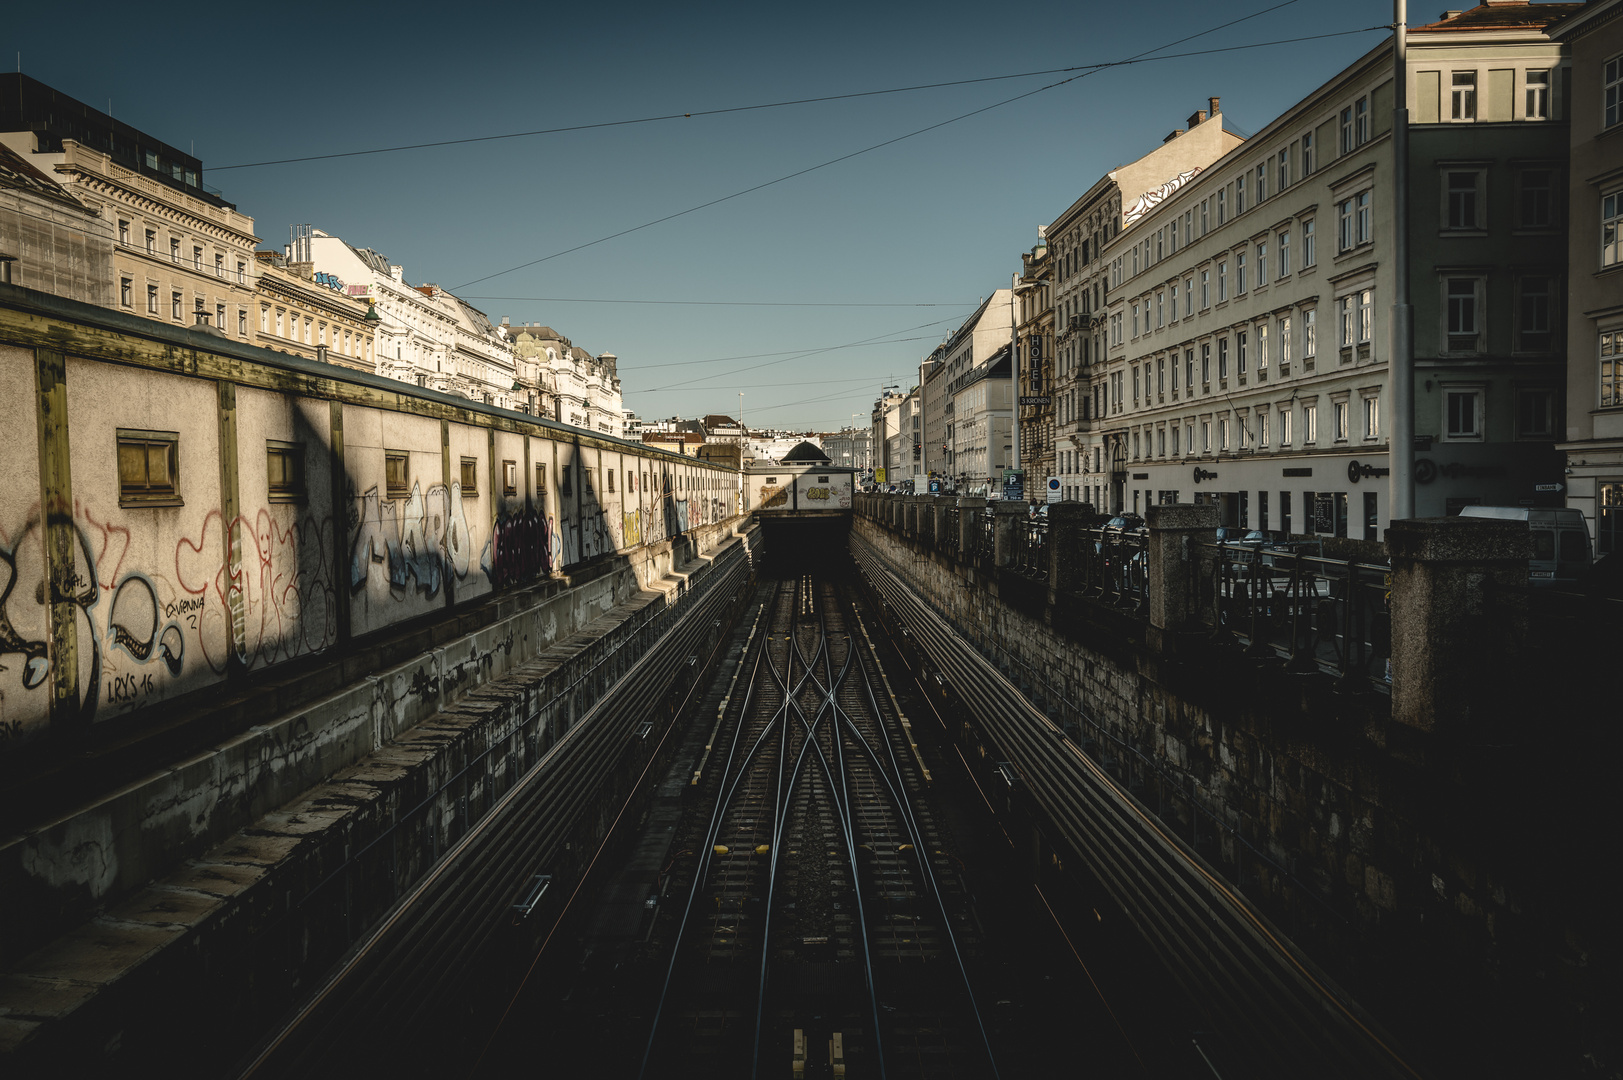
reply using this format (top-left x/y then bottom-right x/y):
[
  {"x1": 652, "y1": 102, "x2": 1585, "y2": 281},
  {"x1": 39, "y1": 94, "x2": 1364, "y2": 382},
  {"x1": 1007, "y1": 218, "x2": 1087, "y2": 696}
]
[
  {"x1": 1187, "y1": 109, "x2": 1208, "y2": 129},
  {"x1": 1209, "y1": 96, "x2": 1221, "y2": 116}
]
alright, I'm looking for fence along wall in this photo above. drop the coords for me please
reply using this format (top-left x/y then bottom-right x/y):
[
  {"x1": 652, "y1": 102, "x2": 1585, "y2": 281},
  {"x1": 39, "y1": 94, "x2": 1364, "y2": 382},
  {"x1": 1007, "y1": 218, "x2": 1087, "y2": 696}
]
[{"x1": 0, "y1": 285, "x2": 739, "y2": 756}]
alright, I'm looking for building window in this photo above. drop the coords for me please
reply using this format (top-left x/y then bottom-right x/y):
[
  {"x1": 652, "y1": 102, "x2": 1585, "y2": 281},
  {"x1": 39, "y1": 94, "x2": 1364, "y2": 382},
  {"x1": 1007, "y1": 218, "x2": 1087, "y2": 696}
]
[
  {"x1": 1237, "y1": 331, "x2": 1249, "y2": 377},
  {"x1": 120, "y1": 278, "x2": 132, "y2": 307},
  {"x1": 1169, "y1": 284, "x2": 1178, "y2": 322},
  {"x1": 1279, "y1": 407, "x2": 1293, "y2": 446},
  {"x1": 117, "y1": 429, "x2": 181, "y2": 507},
  {"x1": 1601, "y1": 331, "x2": 1623, "y2": 407},
  {"x1": 1280, "y1": 315, "x2": 1293, "y2": 368},
  {"x1": 1236, "y1": 252, "x2": 1248, "y2": 295},
  {"x1": 1200, "y1": 269, "x2": 1210, "y2": 309},
  {"x1": 1132, "y1": 303, "x2": 1140, "y2": 337},
  {"x1": 170, "y1": 237, "x2": 180, "y2": 264},
  {"x1": 238, "y1": 308, "x2": 247, "y2": 335},
  {"x1": 1359, "y1": 289, "x2": 1374, "y2": 346},
  {"x1": 1526, "y1": 69, "x2": 1550, "y2": 119},
  {"x1": 502, "y1": 460, "x2": 518, "y2": 496},
  {"x1": 1600, "y1": 481, "x2": 1623, "y2": 555},
  {"x1": 118, "y1": 219, "x2": 130, "y2": 245},
  {"x1": 236, "y1": 260, "x2": 246, "y2": 284},
  {"x1": 260, "y1": 306, "x2": 270, "y2": 332},
  {"x1": 1201, "y1": 342, "x2": 1211, "y2": 386},
  {"x1": 1446, "y1": 170, "x2": 1481, "y2": 230},
  {"x1": 147, "y1": 285, "x2": 158, "y2": 313},
  {"x1": 216, "y1": 303, "x2": 226, "y2": 331},
  {"x1": 1200, "y1": 199, "x2": 1209, "y2": 235},
  {"x1": 1363, "y1": 396, "x2": 1380, "y2": 440},
  {"x1": 1452, "y1": 71, "x2": 1477, "y2": 120},
  {"x1": 1303, "y1": 402, "x2": 1318, "y2": 444},
  {"x1": 1218, "y1": 260, "x2": 1228, "y2": 302},
  {"x1": 1236, "y1": 173, "x2": 1247, "y2": 214},
  {"x1": 1445, "y1": 388, "x2": 1483, "y2": 440},
  {"x1": 1518, "y1": 276, "x2": 1552, "y2": 352},
  {"x1": 1257, "y1": 162, "x2": 1267, "y2": 203},
  {"x1": 1516, "y1": 388, "x2": 1554, "y2": 438},
  {"x1": 1218, "y1": 337, "x2": 1230, "y2": 381},
  {"x1": 214, "y1": 253, "x2": 224, "y2": 278},
  {"x1": 1257, "y1": 323, "x2": 1270, "y2": 378},
  {"x1": 171, "y1": 292, "x2": 182, "y2": 320},
  {"x1": 1447, "y1": 277, "x2": 1481, "y2": 352},
  {"x1": 1340, "y1": 295, "x2": 1356, "y2": 349},
  {"x1": 266, "y1": 441, "x2": 306, "y2": 503},
  {"x1": 385, "y1": 452, "x2": 410, "y2": 498},
  {"x1": 1302, "y1": 130, "x2": 1315, "y2": 175},
  {"x1": 460, "y1": 457, "x2": 479, "y2": 494},
  {"x1": 1341, "y1": 105, "x2": 1354, "y2": 153},
  {"x1": 1201, "y1": 420, "x2": 1211, "y2": 452},
  {"x1": 1607, "y1": 54, "x2": 1622, "y2": 129},
  {"x1": 1185, "y1": 348, "x2": 1195, "y2": 390},
  {"x1": 1302, "y1": 219, "x2": 1316, "y2": 267},
  {"x1": 1355, "y1": 96, "x2": 1369, "y2": 143},
  {"x1": 1339, "y1": 192, "x2": 1371, "y2": 251},
  {"x1": 1304, "y1": 308, "x2": 1317, "y2": 360},
  {"x1": 192, "y1": 246, "x2": 202, "y2": 270},
  {"x1": 1258, "y1": 407, "x2": 1270, "y2": 448},
  {"x1": 1156, "y1": 291, "x2": 1164, "y2": 328},
  {"x1": 1519, "y1": 168, "x2": 1553, "y2": 228},
  {"x1": 1603, "y1": 190, "x2": 1622, "y2": 268},
  {"x1": 1184, "y1": 276, "x2": 1194, "y2": 318},
  {"x1": 1257, "y1": 241, "x2": 1268, "y2": 285},
  {"x1": 1218, "y1": 187, "x2": 1227, "y2": 224},
  {"x1": 1278, "y1": 148, "x2": 1290, "y2": 191},
  {"x1": 145, "y1": 229, "x2": 155, "y2": 254}
]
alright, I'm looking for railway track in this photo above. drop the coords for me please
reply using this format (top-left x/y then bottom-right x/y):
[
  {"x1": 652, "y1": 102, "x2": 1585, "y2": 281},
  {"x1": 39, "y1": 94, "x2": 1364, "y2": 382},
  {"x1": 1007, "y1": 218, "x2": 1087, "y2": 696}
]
[{"x1": 640, "y1": 570, "x2": 998, "y2": 1079}]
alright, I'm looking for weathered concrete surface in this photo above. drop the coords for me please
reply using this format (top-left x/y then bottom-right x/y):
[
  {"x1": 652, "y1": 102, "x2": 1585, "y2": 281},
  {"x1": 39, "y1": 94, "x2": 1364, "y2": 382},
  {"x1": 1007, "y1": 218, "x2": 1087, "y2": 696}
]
[{"x1": 0, "y1": 521, "x2": 754, "y2": 1070}]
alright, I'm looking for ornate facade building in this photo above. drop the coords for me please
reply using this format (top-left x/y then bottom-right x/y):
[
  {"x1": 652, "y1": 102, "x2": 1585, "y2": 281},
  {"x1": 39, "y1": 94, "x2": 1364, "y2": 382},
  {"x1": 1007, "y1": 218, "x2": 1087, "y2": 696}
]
[
  {"x1": 251, "y1": 246, "x2": 375, "y2": 372},
  {"x1": 507, "y1": 324, "x2": 624, "y2": 436},
  {"x1": 2, "y1": 75, "x2": 258, "y2": 339}
]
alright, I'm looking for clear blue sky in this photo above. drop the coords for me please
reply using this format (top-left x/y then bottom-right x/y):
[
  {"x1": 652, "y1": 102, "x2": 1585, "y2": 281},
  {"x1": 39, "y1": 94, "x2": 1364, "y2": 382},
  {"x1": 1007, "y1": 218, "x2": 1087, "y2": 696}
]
[{"x1": 5, "y1": 0, "x2": 1393, "y2": 431}]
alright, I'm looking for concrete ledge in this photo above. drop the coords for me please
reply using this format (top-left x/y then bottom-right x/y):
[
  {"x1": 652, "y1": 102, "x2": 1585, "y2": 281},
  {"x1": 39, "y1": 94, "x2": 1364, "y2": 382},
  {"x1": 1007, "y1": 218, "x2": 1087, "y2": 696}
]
[{"x1": 0, "y1": 519, "x2": 747, "y2": 966}]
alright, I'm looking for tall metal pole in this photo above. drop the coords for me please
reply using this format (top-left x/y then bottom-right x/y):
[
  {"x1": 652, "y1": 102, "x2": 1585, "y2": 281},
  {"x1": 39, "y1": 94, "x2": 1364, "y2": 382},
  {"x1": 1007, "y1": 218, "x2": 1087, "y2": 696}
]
[
  {"x1": 1389, "y1": 0, "x2": 1415, "y2": 521},
  {"x1": 1010, "y1": 274, "x2": 1022, "y2": 498}
]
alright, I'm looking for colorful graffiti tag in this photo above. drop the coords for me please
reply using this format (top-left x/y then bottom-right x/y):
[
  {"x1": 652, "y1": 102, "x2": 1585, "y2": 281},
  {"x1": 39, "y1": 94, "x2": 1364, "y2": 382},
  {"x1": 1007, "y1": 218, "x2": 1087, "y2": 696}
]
[{"x1": 349, "y1": 481, "x2": 475, "y2": 596}]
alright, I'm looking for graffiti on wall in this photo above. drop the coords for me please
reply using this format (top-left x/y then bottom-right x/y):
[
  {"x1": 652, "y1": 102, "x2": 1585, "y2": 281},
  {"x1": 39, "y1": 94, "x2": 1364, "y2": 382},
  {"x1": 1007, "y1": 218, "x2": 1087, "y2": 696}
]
[
  {"x1": 2, "y1": 500, "x2": 338, "y2": 745},
  {"x1": 349, "y1": 481, "x2": 476, "y2": 596},
  {"x1": 486, "y1": 510, "x2": 551, "y2": 587}
]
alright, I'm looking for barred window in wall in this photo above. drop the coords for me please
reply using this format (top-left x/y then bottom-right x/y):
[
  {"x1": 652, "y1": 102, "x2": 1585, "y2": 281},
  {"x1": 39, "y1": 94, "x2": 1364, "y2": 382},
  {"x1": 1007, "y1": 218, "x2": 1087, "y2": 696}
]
[
  {"x1": 386, "y1": 452, "x2": 410, "y2": 498},
  {"x1": 118, "y1": 430, "x2": 180, "y2": 507},
  {"x1": 1602, "y1": 331, "x2": 1623, "y2": 407},
  {"x1": 267, "y1": 442, "x2": 306, "y2": 503}
]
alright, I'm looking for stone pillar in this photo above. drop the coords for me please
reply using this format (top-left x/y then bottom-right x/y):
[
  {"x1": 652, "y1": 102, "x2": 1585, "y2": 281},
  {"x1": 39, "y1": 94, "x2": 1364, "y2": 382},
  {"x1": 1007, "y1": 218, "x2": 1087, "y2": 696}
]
[
  {"x1": 1047, "y1": 503, "x2": 1089, "y2": 600},
  {"x1": 1146, "y1": 503, "x2": 1221, "y2": 655},
  {"x1": 958, "y1": 497, "x2": 985, "y2": 562},
  {"x1": 1387, "y1": 516, "x2": 1531, "y2": 733},
  {"x1": 929, "y1": 498, "x2": 946, "y2": 551},
  {"x1": 991, "y1": 501, "x2": 1024, "y2": 569}
]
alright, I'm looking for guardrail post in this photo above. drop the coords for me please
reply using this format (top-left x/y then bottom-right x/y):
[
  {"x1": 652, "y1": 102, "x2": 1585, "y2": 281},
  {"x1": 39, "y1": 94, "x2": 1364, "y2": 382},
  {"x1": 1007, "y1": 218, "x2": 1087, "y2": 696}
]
[
  {"x1": 990, "y1": 501, "x2": 1024, "y2": 569},
  {"x1": 1047, "y1": 503, "x2": 1088, "y2": 602},
  {"x1": 1387, "y1": 516, "x2": 1530, "y2": 733},
  {"x1": 958, "y1": 497, "x2": 985, "y2": 564},
  {"x1": 1146, "y1": 503, "x2": 1220, "y2": 656}
]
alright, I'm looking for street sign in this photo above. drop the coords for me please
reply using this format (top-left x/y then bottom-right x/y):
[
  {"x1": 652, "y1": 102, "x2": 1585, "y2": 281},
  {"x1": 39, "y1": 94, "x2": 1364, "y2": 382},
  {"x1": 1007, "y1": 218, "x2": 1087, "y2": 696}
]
[
  {"x1": 874, "y1": 467, "x2": 887, "y2": 483},
  {"x1": 1533, "y1": 483, "x2": 1565, "y2": 492},
  {"x1": 1046, "y1": 476, "x2": 1061, "y2": 503},
  {"x1": 1002, "y1": 469, "x2": 1025, "y2": 501}
]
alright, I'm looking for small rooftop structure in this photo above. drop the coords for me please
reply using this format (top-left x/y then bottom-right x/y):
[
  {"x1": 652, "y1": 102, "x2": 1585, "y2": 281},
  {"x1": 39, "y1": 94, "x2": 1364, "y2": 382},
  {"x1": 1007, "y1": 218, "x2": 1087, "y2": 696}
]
[{"x1": 780, "y1": 440, "x2": 832, "y2": 464}]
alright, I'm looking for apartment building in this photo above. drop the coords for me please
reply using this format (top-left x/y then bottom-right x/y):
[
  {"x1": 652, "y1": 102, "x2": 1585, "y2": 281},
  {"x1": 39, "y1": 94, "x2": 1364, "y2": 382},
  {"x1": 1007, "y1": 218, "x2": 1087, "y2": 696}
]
[
  {"x1": 1, "y1": 75, "x2": 259, "y2": 340},
  {"x1": 1553, "y1": 0, "x2": 1623, "y2": 552},
  {"x1": 252, "y1": 236, "x2": 376, "y2": 372},
  {"x1": 0, "y1": 142, "x2": 114, "y2": 303},
  {"x1": 1048, "y1": 98, "x2": 1244, "y2": 510},
  {"x1": 1098, "y1": 4, "x2": 1571, "y2": 534},
  {"x1": 1016, "y1": 235, "x2": 1055, "y2": 487}
]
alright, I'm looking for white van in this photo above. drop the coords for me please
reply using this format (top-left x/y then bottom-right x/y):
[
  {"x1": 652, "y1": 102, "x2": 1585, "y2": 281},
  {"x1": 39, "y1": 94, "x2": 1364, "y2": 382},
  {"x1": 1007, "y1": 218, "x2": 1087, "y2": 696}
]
[{"x1": 1458, "y1": 506, "x2": 1593, "y2": 585}]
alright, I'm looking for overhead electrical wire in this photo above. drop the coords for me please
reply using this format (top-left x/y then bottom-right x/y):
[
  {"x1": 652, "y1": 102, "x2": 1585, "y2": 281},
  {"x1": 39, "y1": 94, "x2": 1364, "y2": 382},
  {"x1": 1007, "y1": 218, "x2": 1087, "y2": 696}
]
[
  {"x1": 448, "y1": 12, "x2": 1384, "y2": 291},
  {"x1": 465, "y1": 296, "x2": 973, "y2": 308}
]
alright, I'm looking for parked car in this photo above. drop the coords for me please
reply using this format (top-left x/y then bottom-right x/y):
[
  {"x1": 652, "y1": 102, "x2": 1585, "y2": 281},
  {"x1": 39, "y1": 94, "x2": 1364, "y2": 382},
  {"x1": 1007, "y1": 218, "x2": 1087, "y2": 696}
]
[{"x1": 1459, "y1": 506, "x2": 1592, "y2": 586}]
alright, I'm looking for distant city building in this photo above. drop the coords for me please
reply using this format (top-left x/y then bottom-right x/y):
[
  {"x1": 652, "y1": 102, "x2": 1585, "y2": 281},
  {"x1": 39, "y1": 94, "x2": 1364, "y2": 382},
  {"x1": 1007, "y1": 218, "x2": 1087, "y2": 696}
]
[
  {"x1": 251, "y1": 238, "x2": 375, "y2": 372},
  {"x1": 1, "y1": 74, "x2": 259, "y2": 337},
  {"x1": 507, "y1": 324, "x2": 623, "y2": 436}
]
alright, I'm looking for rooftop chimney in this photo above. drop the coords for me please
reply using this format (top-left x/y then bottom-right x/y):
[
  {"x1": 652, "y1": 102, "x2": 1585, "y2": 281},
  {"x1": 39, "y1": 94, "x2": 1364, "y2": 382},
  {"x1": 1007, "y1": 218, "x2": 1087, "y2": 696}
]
[
  {"x1": 1187, "y1": 109, "x2": 1208, "y2": 129},
  {"x1": 1163, "y1": 128, "x2": 1185, "y2": 143},
  {"x1": 500, "y1": 315, "x2": 509, "y2": 326},
  {"x1": 1209, "y1": 96, "x2": 1221, "y2": 117}
]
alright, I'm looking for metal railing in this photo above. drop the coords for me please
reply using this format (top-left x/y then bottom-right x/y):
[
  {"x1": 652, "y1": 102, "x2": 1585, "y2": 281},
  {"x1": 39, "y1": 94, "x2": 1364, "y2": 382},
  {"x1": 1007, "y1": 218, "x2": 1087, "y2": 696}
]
[
  {"x1": 1078, "y1": 527, "x2": 1149, "y2": 611},
  {"x1": 1013, "y1": 518, "x2": 1049, "y2": 579},
  {"x1": 1201, "y1": 541, "x2": 1391, "y2": 693},
  {"x1": 941, "y1": 507, "x2": 960, "y2": 555}
]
